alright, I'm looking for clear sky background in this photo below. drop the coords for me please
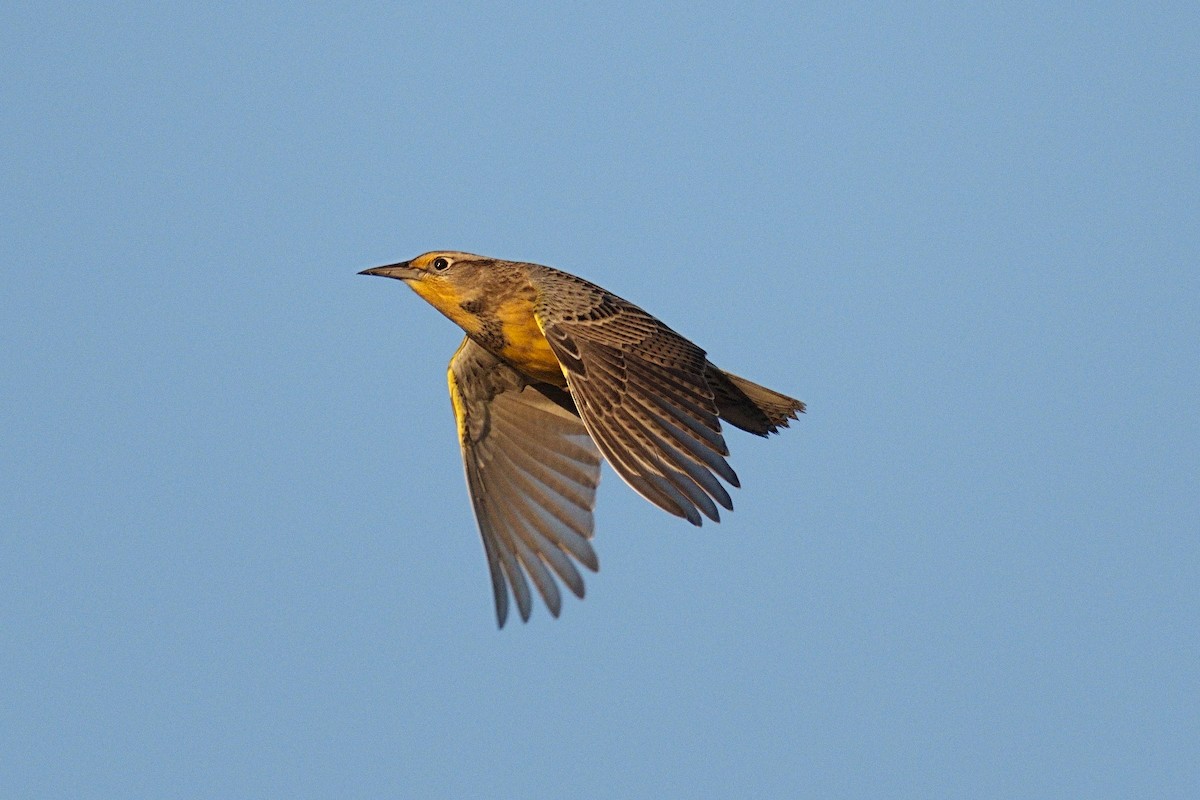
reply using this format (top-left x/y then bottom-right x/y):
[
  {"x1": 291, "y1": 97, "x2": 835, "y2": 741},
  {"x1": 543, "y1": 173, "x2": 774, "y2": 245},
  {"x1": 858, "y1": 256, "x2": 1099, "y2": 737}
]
[{"x1": 3, "y1": 3, "x2": 1197, "y2": 798}]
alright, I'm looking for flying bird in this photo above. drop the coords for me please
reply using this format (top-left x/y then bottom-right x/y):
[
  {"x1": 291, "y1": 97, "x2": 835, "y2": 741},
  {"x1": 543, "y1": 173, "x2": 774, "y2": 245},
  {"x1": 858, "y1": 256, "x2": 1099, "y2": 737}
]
[{"x1": 360, "y1": 252, "x2": 804, "y2": 626}]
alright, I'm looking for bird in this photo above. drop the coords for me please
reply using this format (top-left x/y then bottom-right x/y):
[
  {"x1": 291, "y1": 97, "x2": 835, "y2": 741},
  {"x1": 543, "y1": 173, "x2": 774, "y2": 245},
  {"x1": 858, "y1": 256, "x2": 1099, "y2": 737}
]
[{"x1": 360, "y1": 251, "x2": 805, "y2": 626}]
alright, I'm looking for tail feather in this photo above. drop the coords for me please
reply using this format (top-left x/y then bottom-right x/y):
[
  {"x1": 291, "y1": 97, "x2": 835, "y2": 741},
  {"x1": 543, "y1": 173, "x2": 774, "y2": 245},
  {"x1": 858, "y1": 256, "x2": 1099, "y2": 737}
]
[{"x1": 704, "y1": 363, "x2": 805, "y2": 436}]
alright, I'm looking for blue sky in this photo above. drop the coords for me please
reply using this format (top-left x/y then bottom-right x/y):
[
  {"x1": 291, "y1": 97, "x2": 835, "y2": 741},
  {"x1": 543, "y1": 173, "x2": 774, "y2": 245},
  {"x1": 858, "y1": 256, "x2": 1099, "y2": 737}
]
[{"x1": 3, "y1": 3, "x2": 1197, "y2": 797}]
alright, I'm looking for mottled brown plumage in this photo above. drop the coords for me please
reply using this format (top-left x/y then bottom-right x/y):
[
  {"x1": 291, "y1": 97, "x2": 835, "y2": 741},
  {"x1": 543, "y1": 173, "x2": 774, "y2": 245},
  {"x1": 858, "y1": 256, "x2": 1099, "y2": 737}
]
[{"x1": 361, "y1": 251, "x2": 805, "y2": 626}]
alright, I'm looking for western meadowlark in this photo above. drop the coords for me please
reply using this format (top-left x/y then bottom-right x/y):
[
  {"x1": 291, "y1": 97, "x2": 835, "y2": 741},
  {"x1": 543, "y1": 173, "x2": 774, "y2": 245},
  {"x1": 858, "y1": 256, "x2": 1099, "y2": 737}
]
[{"x1": 360, "y1": 251, "x2": 804, "y2": 626}]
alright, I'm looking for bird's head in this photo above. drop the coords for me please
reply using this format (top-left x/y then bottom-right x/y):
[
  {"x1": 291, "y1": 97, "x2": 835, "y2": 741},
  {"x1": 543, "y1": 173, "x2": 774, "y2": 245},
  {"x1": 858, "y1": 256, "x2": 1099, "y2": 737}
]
[
  {"x1": 358, "y1": 251, "x2": 489, "y2": 283},
  {"x1": 359, "y1": 251, "x2": 496, "y2": 330}
]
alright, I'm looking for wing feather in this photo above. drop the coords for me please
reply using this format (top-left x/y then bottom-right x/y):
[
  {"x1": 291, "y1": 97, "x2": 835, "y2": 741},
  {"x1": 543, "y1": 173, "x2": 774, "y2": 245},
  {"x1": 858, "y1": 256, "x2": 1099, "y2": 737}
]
[
  {"x1": 532, "y1": 283, "x2": 740, "y2": 526},
  {"x1": 449, "y1": 337, "x2": 601, "y2": 627},
  {"x1": 574, "y1": 404, "x2": 697, "y2": 522},
  {"x1": 480, "y1": 441, "x2": 588, "y2": 597}
]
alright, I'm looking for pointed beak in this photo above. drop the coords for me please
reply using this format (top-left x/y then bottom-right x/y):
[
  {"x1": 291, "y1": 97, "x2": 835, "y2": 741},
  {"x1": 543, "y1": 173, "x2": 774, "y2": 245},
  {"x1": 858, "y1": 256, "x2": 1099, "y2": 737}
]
[{"x1": 358, "y1": 260, "x2": 419, "y2": 280}]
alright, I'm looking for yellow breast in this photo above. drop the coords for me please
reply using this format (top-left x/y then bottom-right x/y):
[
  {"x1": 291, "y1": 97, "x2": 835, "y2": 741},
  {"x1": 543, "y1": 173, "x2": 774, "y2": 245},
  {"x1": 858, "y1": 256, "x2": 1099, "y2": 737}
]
[
  {"x1": 409, "y1": 275, "x2": 566, "y2": 386},
  {"x1": 497, "y1": 302, "x2": 566, "y2": 386}
]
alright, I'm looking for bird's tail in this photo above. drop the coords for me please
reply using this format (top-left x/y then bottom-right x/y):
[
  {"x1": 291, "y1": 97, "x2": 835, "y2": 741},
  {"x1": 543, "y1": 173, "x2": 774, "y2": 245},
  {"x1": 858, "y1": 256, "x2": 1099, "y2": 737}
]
[{"x1": 704, "y1": 363, "x2": 806, "y2": 436}]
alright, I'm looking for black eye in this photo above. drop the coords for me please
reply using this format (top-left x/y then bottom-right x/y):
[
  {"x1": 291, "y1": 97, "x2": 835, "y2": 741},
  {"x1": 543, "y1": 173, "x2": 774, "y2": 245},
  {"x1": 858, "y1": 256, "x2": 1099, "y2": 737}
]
[{"x1": 432, "y1": 257, "x2": 450, "y2": 271}]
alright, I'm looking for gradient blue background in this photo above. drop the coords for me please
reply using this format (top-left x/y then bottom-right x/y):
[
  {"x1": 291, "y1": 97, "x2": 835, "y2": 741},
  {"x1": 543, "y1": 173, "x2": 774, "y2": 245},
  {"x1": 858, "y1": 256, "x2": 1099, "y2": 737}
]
[{"x1": 4, "y1": 3, "x2": 1197, "y2": 797}]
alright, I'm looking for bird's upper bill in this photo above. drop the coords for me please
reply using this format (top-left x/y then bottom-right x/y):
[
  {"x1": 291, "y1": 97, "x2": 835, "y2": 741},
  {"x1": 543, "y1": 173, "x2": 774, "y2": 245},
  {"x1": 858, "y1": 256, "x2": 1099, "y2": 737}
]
[{"x1": 358, "y1": 260, "x2": 418, "y2": 281}]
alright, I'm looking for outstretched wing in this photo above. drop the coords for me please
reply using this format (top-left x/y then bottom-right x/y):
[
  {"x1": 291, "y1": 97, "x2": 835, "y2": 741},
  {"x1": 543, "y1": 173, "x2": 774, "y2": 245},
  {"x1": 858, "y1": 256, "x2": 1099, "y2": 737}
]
[
  {"x1": 531, "y1": 273, "x2": 740, "y2": 526},
  {"x1": 448, "y1": 337, "x2": 602, "y2": 627}
]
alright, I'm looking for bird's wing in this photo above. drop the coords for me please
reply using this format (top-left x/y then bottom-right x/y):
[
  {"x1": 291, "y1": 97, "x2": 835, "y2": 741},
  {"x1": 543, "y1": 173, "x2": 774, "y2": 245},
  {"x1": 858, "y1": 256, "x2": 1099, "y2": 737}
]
[
  {"x1": 533, "y1": 284, "x2": 739, "y2": 526},
  {"x1": 448, "y1": 337, "x2": 601, "y2": 627}
]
